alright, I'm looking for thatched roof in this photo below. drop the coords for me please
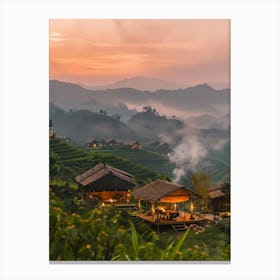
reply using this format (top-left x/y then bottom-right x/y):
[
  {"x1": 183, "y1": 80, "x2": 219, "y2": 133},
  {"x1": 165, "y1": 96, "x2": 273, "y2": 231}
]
[
  {"x1": 207, "y1": 183, "x2": 224, "y2": 191},
  {"x1": 132, "y1": 179, "x2": 200, "y2": 203},
  {"x1": 208, "y1": 189, "x2": 225, "y2": 199},
  {"x1": 85, "y1": 139, "x2": 99, "y2": 145},
  {"x1": 207, "y1": 183, "x2": 225, "y2": 199},
  {"x1": 74, "y1": 162, "x2": 136, "y2": 187},
  {"x1": 119, "y1": 139, "x2": 139, "y2": 146},
  {"x1": 102, "y1": 138, "x2": 119, "y2": 145}
]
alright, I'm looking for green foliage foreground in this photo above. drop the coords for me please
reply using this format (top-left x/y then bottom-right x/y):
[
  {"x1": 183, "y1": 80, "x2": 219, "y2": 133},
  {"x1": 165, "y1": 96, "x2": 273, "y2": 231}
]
[{"x1": 50, "y1": 191, "x2": 230, "y2": 261}]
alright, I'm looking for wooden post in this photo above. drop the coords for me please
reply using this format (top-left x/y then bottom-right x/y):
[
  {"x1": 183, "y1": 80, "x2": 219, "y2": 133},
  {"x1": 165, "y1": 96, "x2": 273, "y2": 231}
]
[
  {"x1": 156, "y1": 202, "x2": 160, "y2": 233},
  {"x1": 138, "y1": 199, "x2": 142, "y2": 214}
]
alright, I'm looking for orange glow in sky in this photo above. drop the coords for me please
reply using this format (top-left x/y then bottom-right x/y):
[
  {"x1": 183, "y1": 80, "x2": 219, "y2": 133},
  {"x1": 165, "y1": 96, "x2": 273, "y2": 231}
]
[{"x1": 50, "y1": 19, "x2": 230, "y2": 87}]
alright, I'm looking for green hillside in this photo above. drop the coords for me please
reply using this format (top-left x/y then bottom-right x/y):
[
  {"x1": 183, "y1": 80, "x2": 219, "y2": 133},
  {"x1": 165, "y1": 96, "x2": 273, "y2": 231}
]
[
  {"x1": 91, "y1": 148, "x2": 174, "y2": 178},
  {"x1": 50, "y1": 138, "x2": 160, "y2": 184},
  {"x1": 50, "y1": 138, "x2": 229, "y2": 185},
  {"x1": 90, "y1": 147, "x2": 229, "y2": 184}
]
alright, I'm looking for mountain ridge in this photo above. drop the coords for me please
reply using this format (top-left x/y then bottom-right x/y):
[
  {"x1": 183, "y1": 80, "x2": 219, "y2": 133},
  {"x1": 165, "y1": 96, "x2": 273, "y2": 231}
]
[
  {"x1": 83, "y1": 76, "x2": 187, "y2": 91},
  {"x1": 49, "y1": 80, "x2": 230, "y2": 118}
]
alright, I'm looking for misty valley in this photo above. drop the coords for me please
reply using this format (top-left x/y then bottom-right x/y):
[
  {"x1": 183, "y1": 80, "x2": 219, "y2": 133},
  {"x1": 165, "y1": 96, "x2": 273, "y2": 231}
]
[
  {"x1": 49, "y1": 79, "x2": 230, "y2": 261},
  {"x1": 50, "y1": 80, "x2": 230, "y2": 185}
]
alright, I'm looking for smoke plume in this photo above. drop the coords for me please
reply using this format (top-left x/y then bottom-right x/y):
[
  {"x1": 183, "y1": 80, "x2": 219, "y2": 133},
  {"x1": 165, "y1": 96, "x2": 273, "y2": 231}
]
[
  {"x1": 167, "y1": 136, "x2": 207, "y2": 183},
  {"x1": 163, "y1": 124, "x2": 228, "y2": 183}
]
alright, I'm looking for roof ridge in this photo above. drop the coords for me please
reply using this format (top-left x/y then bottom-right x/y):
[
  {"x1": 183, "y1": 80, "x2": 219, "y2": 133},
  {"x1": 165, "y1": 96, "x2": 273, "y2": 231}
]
[
  {"x1": 133, "y1": 179, "x2": 200, "y2": 202},
  {"x1": 75, "y1": 162, "x2": 136, "y2": 187},
  {"x1": 156, "y1": 179, "x2": 183, "y2": 187}
]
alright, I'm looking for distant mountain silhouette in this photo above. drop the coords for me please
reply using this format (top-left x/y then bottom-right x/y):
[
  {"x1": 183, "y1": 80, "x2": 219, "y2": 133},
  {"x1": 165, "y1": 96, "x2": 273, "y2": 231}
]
[
  {"x1": 50, "y1": 80, "x2": 230, "y2": 118},
  {"x1": 88, "y1": 76, "x2": 187, "y2": 91}
]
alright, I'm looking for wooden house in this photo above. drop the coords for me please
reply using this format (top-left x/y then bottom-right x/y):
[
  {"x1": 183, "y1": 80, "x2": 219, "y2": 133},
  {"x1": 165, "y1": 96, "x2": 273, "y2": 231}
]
[
  {"x1": 49, "y1": 130, "x2": 56, "y2": 139},
  {"x1": 107, "y1": 139, "x2": 119, "y2": 147},
  {"x1": 49, "y1": 119, "x2": 56, "y2": 139},
  {"x1": 85, "y1": 139, "x2": 99, "y2": 148},
  {"x1": 74, "y1": 162, "x2": 136, "y2": 205},
  {"x1": 131, "y1": 141, "x2": 142, "y2": 150},
  {"x1": 120, "y1": 140, "x2": 142, "y2": 150},
  {"x1": 133, "y1": 179, "x2": 200, "y2": 221},
  {"x1": 99, "y1": 138, "x2": 119, "y2": 147},
  {"x1": 100, "y1": 139, "x2": 107, "y2": 146},
  {"x1": 207, "y1": 183, "x2": 230, "y2": 213}
]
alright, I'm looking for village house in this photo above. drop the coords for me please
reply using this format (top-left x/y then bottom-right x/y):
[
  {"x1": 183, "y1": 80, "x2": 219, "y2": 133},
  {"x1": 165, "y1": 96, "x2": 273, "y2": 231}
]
[
  {"x1": 74, "y1": 162, "x2": 136, "y2": 206},
  {"x1": 85, "y1": 139, "x2": 99, "y2": 148},
  {"x1": 133, "y1": 179, "x2": 202, "y2": 231},
  {"x1": 119, "y1": 139, "x2": 142, "y2": 150},
  {"x1": 97, "y1": 138, "x2": 120, "y2": 148},
  {"x1": 107, "y1": 139, "x2": 119, "y2": 147},
  {"x1": 207, "y1": 183, "x2": 230, "y2": 214},
  {"x1": 49, "y1": 130, "x2": 56, "y2": 139},
  {"x1": 49, "y1": 119, "x2": 56, "y2": 139}
]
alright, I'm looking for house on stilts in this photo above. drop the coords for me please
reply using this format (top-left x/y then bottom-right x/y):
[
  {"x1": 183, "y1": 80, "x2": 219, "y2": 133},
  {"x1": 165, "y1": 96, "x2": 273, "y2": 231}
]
[{"x1": 132, "y1": 179, "x2": 204, "y2": 231}]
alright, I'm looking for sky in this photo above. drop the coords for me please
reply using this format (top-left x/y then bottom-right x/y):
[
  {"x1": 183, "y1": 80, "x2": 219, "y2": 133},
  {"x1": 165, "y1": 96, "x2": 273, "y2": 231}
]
[{"x1": 50, "y1": 19, "x2": 230, "y2": 87}]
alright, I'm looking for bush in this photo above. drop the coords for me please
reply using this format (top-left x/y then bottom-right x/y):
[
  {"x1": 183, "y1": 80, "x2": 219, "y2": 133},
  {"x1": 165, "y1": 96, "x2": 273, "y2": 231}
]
[{"x1": 50, "y1": 191, "x2": 230, "y2": 261}]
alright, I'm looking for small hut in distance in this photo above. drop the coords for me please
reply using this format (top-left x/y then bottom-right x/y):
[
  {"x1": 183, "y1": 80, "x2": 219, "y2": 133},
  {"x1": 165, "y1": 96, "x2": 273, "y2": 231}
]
[
  {"x1": 85, "y1": 139, "x2": 99, "y2": 148},
  {"x1": 74, "y1": 162, "x2": 136, "y2": 206},
  {"x1": 119, "y1": 139, "x2": 142, "y2": 150},
  {"x1": 49, "y1": 119, "x2": 56, "y2": 139}
]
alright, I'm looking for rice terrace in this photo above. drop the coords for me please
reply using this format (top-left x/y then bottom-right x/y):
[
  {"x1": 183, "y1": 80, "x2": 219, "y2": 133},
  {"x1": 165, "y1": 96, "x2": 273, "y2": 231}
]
[{"x1": 49, "y1": 19, "x2": 231, "y2": 261}]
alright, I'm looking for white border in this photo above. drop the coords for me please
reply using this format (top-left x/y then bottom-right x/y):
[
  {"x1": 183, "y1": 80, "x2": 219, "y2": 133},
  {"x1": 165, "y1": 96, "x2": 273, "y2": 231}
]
[{"x1": 0, "y1": 0, "x2": 279, "y2": 279}]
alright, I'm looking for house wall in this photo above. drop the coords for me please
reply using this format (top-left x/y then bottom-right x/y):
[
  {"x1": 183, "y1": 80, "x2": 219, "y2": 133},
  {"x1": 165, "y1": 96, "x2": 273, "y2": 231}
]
[{"x1": 211, "y1": 197, "x2": 230, "y2": 212}]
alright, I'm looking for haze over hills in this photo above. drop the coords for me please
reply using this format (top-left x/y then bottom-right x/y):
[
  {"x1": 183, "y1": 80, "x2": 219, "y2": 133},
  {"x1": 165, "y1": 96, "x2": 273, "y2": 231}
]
[
  {"x1": 50, "y1": 102, "x2": 229, "y2": 150},
  {"x1": 50, "y1": 80, "x2": 230, "y2": 120},
  {"x1": 50, "y1": 102, "x2": 230, "y2": 184},
  {"x1": 49, "y1": 103, "x2": 137, "y2": 142},
  {"x1": 187, "y1": 114, "x2": 230, "y2": 129},
  {"x1": 79, "y1": 77, "x2": 229, "y2": 91},
  {"x1": 87, "y1": 76, "x2": 188, "y2": 91},
  {"x1": 49, "y1": 79, "x2": 230, "y2": 184}
]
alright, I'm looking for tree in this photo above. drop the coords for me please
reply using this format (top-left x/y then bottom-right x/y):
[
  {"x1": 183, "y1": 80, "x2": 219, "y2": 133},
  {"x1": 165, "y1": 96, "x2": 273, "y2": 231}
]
[
  {"x1": 190, "y1": 170, "x2": 211, "y2": 212},
  {"x1": 143, "y1": 106, "x2": 152, "y2": 113}
]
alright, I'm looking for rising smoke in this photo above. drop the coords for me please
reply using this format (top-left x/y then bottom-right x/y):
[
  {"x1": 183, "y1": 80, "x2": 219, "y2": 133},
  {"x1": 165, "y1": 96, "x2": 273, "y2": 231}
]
[
  {"x1": 163, "y1": 124, "x2": 228, "y2": 183},
  {"x1": 167, "y1": 136, "x2": 207, "y2": 183}
]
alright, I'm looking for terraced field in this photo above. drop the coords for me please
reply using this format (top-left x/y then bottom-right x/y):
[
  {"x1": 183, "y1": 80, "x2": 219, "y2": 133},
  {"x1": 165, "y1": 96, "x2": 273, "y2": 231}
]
[
  {"x1": 50, "y1": 138, "x2": 160, "y2": 183},
  {"x1": 90, "y1": 148, "x2": 229, "y2": 184},
  {"x1": 50, "y1": 138, "x2": 229, "y2": 185},
  {"x1": 90, "y1": 149, "x2": 174, "y2": 178}
]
